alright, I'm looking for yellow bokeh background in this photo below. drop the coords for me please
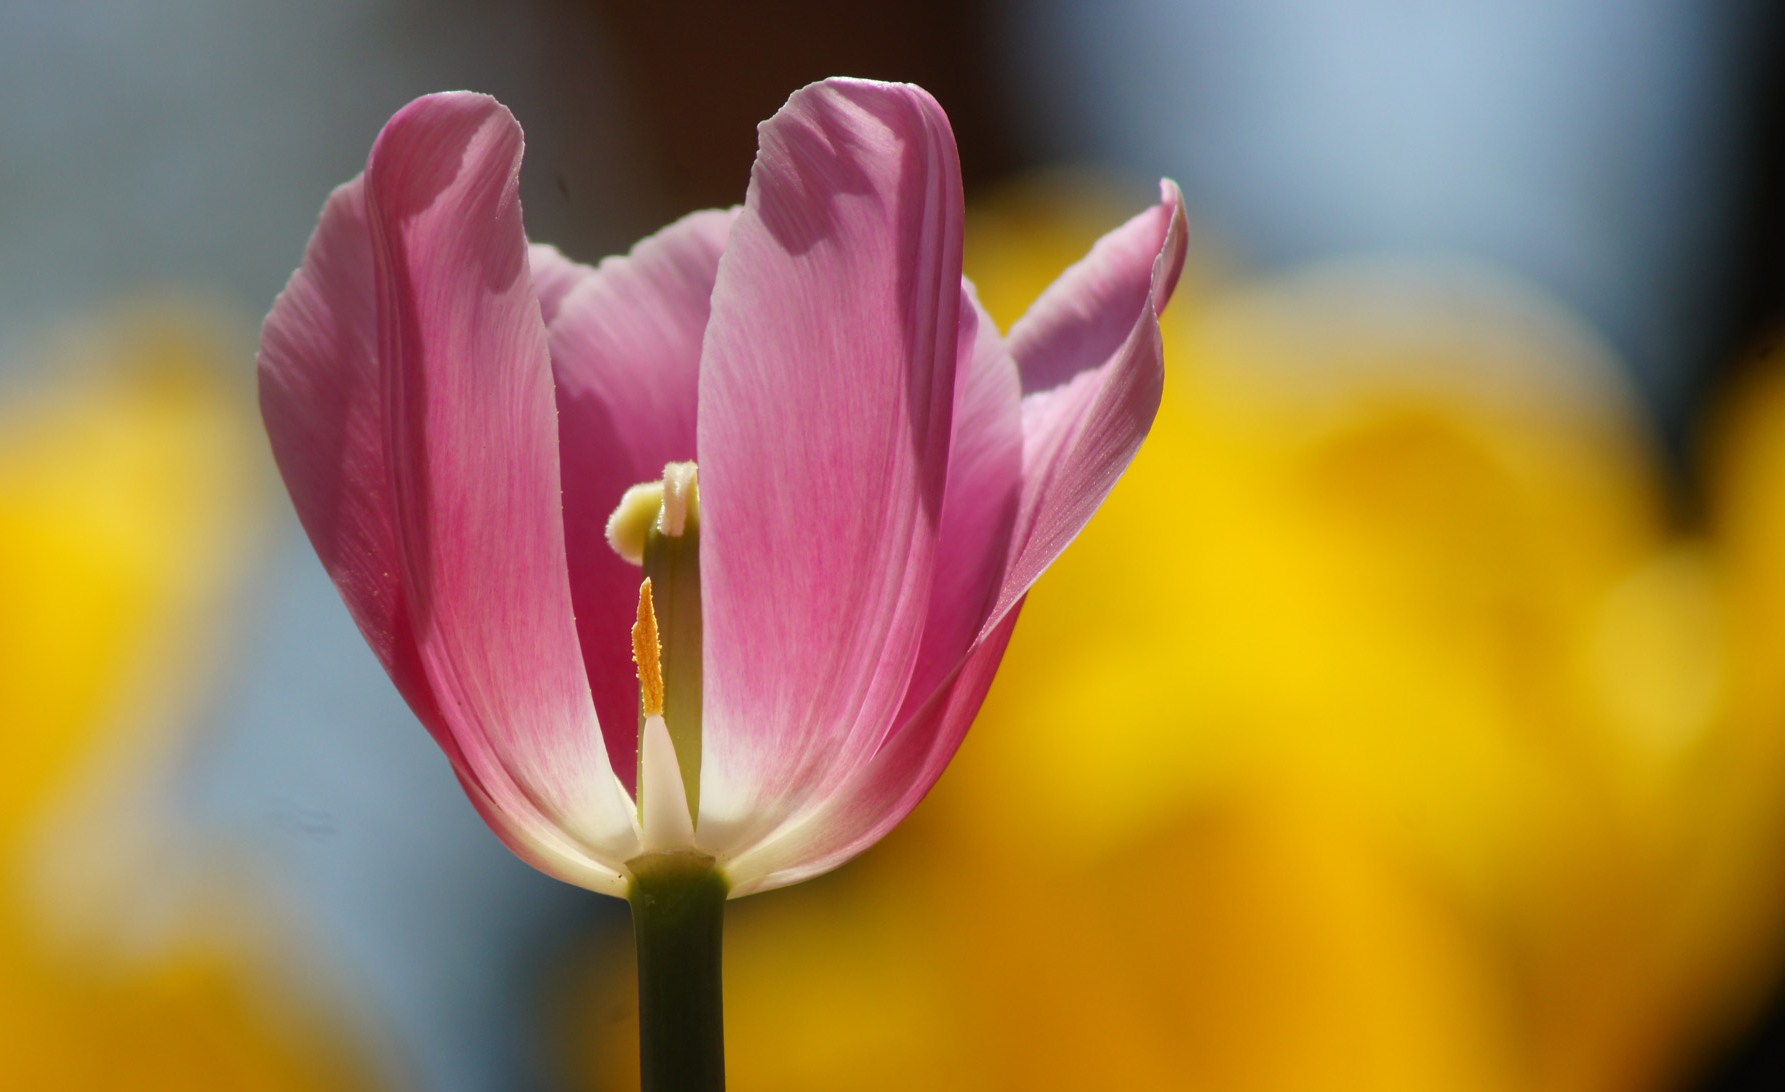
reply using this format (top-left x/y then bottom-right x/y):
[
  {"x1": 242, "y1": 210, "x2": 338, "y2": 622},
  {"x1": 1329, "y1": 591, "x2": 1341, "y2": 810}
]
[{"x1": 0, "y1": 312, "x2": 372, "y2": 1090}]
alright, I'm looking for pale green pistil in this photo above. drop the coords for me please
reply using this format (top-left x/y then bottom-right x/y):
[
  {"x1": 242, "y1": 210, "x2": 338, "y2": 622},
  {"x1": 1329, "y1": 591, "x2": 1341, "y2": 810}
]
[{"x1": 610, "y1": 462, "x2": 705, "y2": 830}]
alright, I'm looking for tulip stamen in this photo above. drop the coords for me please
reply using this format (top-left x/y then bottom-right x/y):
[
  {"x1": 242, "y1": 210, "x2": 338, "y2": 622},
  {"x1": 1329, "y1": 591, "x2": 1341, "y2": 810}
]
[
  {"x1": 634, "y1": 576, "x2": 695, "y2": 848},
  {"x1": 633, "y1": 578, "x2": 665, "y2": 718}
]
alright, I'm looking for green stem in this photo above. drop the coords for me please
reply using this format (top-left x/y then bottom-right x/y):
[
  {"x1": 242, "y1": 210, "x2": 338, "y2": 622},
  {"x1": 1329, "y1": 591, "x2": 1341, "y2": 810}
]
[{"x1": 630, "y1": 854, "x2": 728, "y2": 1091}]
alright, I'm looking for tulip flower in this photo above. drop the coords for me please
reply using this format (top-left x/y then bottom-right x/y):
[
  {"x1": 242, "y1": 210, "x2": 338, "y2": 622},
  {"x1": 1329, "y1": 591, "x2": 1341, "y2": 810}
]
[{"x1": 259, "y1": 77, "x2": 1185, "y2": 1085}]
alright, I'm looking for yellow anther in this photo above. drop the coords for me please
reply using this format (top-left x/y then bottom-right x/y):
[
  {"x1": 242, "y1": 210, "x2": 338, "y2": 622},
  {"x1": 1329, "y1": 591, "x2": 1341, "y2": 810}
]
[{"x1": 632, "y1": 578, "x2": 665, "y2": 717}]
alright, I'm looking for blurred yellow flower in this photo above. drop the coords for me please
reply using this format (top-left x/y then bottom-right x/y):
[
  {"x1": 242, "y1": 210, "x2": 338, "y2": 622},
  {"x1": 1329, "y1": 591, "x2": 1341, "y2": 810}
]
[
  {"x1": 0, "y1": 310, "x2": 372, "y2": 1090},
  {"x1": 564, "y1": 186, "x2": 1785, "y2": 1092}
]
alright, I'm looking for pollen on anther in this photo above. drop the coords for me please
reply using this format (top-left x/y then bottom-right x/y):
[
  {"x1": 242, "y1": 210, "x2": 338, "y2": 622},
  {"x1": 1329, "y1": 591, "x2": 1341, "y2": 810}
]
[{"x1": 632, "y1": 579, "x2": 665, "y2": 717}]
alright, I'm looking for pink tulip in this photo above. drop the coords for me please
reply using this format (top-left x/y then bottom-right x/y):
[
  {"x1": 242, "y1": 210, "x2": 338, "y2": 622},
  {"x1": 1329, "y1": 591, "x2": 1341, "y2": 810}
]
[{"x1": 259, "y1": 78, "x2": 1186, "y2": 900}]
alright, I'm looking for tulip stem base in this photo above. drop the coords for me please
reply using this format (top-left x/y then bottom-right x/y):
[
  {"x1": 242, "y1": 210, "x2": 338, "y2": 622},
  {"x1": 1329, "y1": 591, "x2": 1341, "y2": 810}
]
[{"x1": 630, "y1": 854, "x2": 728, "y2": 1091}]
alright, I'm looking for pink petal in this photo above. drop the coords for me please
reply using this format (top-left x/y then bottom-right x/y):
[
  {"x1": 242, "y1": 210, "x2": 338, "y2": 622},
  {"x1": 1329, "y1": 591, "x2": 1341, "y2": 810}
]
[
  {"x1": 724, "y1": 606, "x2": 1022, "y2": 894},
  {"x1": 365, "y1": 92, "x2": 634, "y2": 855},
  {"x1": 990, "y1": 180, "x2": 1189, "y2": 626},
  {"x1": 698, "y1": 287, "x2": 1022, "y2": 876},
  {"x1": 548, "y1": 208, "x2": 737, "y2": 789},
  {"x1": 695, "y1": 79, "x2": 965, "y2": 849},
  {"x1": 893, "y1": 285, "x2": 1022, "y2": 725},
  {"x1": 259, "y1": 176, "x2": 451, "y2": 749},
  {"x1": 528, "y1": 243, "x2": 595, "y2": 326},
  {"x1": 717, "y1": 287, "x2": 1021, "y2": 872},
  {"x1": 456, "y1": 769, "x2": 628, "y2": 897},
  {"x1": 260, "y1": 166, "x2": 620, "y2": 879}
]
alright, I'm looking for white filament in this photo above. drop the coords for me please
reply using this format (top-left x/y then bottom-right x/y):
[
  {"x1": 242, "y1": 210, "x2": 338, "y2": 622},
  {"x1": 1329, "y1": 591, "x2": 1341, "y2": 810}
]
[{"x1": 638, "y1": 713, "x2": 695, "y2": 851}]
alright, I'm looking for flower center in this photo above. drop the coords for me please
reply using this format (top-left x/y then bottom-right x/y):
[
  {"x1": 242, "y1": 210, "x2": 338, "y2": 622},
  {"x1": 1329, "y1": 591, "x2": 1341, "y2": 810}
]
[{"x1": 609, "y1": 462, "x2": 703, "y2": 845}]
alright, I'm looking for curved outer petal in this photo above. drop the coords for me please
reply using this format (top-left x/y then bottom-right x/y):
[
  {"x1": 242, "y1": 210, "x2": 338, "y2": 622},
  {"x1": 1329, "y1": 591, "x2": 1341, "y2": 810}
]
[
  {"x1": 260, "y1": 176, "x2": 446, "y2": 739},
  {"x1": 989, "y1": 180, "x2": 1189, "y2": 626},
  {"x1": 260, "y1": 165, "x2": 632, "y2": 894},
  {"x1": 696, "y1": 79, "x2": 965, "y2": 854},
  {"x1": 547, "y1": 209, "x2": 737, "y2": 788},
  {"x1": 893, "y1": 286, "x2": 1024, "y2": 726},
  {"x1": 365, "y1": 93, "x2": 636, "y2": 870}
]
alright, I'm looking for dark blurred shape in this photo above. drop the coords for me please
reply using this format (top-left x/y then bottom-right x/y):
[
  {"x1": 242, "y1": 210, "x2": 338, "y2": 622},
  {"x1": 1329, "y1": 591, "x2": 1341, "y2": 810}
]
[
  {"x1": 586, "y1": 0, "x2": 1017, "y2": 220},
  {"x1": 1685, "y1": 10, "x2": 1784, "y2": 507}
]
